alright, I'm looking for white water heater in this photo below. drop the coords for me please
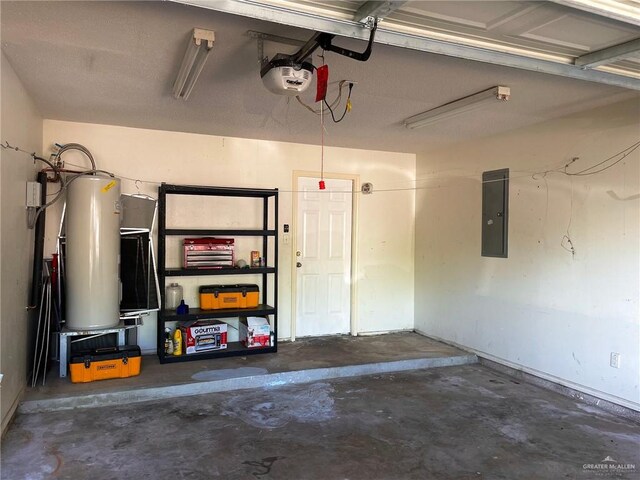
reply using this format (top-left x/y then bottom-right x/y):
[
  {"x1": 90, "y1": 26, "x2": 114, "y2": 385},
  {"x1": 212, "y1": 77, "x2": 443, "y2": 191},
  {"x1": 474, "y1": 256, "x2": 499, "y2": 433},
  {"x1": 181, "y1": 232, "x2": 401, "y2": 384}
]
[{"x1": 66, "y1": 175, "x2": 121, "y2": 330}]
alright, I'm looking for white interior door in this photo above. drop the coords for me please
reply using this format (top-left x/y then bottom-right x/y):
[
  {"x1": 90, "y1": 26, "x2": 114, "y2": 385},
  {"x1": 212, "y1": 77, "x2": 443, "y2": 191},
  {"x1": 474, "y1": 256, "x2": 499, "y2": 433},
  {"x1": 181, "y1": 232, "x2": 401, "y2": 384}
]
[{"x1": 295, "y1": 176, "x2": 353, "y2": 337}]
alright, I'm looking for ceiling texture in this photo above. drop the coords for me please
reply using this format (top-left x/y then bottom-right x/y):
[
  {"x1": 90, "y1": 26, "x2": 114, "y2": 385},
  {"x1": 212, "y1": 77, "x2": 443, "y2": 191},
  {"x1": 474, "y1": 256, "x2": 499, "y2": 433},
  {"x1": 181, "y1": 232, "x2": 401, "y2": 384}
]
[{"x1": 1, "y1": 1, "x2": 639, "y2": 155}]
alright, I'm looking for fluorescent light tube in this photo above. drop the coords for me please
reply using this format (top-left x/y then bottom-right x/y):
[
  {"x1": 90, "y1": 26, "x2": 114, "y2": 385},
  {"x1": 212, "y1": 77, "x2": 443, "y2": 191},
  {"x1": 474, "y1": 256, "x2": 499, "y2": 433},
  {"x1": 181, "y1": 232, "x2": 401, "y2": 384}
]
[
  {"x1": 173, "y1": 28, "x2": 215, "y2": 100},
  {"x1": 403, "y1": 86, "x2": 511, "y2": 129}
]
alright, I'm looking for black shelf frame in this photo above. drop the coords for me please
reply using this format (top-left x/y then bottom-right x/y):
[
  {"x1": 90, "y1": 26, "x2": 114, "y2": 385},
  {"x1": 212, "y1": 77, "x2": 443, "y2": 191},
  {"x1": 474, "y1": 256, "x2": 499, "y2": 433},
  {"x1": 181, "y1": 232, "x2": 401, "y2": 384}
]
[
  {"x1": 159, "y1": 342, "x2": 277, "y2": 363},
  {"x1": 157, "y1": 183, "x2": 278, "y2": 364},
  {"x1": 165, "y1": 229, "x2": 276, "y2": 237},
  {"x1": 165, "y1": 267, "x2": 276, "y2": 277},
  {"x1": 161, "y1": 305, "x2": 276, "y2": 322}
]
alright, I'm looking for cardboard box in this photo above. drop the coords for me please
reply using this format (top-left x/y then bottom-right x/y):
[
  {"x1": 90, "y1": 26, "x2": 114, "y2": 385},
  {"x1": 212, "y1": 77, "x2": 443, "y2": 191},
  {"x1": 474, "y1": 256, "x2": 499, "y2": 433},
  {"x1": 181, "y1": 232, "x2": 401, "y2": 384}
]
[
  {"x1": 240, "y1": 316, "x2": 271, "y2": 348},
  {"x1": 180, "y1": 320, "x2": 228, "y2": 354}
]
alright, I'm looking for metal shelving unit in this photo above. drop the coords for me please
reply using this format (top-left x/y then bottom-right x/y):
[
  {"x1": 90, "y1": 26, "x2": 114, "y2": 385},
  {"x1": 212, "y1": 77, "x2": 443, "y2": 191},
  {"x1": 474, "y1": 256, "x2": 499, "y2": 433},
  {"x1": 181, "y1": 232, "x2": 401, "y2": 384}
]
[
  {"x1": 165, "y1": 267, "x2": 276, "y2": 277},
  {"x1": 157, "y1": 183, "x2": 278, "y2": 364}
]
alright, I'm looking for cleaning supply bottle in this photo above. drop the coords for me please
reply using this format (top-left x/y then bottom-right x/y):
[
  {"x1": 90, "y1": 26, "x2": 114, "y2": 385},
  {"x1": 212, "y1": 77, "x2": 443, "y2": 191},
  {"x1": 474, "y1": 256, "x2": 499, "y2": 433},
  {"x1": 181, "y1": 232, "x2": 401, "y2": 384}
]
[
  {"x1": 164, "y1": 327, "x2": 174, "y2": 355},
  {"x1": 173, "y1": 327, "x2": 183, "y2": 356}
]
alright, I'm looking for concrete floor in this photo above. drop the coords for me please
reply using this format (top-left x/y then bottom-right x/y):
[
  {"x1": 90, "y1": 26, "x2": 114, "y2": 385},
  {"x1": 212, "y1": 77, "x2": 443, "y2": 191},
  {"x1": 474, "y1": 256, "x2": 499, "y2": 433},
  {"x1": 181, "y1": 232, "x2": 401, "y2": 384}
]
[
  {"x1": 3, "y1": 364, "x2": 639, "y2": 480},
  {"x1": 21, "y1": 333, "x2": 475, "y2": 412}
]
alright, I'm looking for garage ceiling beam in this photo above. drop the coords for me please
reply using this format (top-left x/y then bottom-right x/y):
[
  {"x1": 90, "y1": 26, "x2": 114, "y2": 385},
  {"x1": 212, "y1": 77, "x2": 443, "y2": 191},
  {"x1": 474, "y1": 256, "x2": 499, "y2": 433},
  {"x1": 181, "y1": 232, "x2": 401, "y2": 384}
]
[
  {"x1": 575, "y1": 38, "x2": 640, "y2": 68},
  {"x1": 548, "y1": 0, "x2": 640, "y2": 27},
  {"x1": 172, "y1": 0, "x2": 640, "y2": 91},
  {"x1": 354, "y1": 1, "x2": 408, "y2": 24}
]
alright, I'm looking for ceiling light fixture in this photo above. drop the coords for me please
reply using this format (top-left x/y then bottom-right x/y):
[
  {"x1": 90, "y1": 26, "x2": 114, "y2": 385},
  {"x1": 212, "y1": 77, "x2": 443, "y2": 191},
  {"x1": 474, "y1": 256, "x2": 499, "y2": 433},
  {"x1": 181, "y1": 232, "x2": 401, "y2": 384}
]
[
  {"x1": 173, "y1": 28, "x2": 215, "y2": 100},
  {"x1": 403, "y1": 86, "x2": 511, "y2": 129}
]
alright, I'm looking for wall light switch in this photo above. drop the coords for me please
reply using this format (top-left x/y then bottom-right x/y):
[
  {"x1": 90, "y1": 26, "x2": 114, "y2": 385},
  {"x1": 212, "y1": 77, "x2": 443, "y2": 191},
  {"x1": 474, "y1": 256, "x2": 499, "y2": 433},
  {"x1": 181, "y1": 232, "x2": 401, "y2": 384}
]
[{"x1": 610, "y1": 352, "x2": 620, "y2": 368}]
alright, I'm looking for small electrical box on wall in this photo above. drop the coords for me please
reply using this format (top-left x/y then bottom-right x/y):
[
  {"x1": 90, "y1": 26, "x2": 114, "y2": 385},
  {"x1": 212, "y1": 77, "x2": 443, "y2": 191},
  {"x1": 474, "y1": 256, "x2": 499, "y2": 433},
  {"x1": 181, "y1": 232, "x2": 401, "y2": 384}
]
[
  {"x1": 481, "y1": 168, "x2": 509, "y2": 258},
  {"x1": 26, "y1": 181, "x2": 41, "y2": 208}
]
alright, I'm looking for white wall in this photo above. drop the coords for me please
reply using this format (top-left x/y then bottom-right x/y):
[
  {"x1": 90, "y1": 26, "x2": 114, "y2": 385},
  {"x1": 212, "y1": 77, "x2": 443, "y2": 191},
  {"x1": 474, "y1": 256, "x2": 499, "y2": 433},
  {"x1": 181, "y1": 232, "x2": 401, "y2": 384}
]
[
  {"x1": 415, "y1": 99, "x2": 640, "y2": 409},
  {"x1": 42, "y1": 121, "x2": 416, "y2": 352},
  {"x1": 0, "y1": 53, "x2": 41, "y2": 432}
]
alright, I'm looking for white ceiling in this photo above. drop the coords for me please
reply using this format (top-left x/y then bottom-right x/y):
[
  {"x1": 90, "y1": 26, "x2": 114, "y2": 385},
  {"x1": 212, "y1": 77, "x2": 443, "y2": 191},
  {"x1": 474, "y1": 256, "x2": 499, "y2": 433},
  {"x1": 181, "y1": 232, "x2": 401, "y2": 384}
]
[{"x1": 1, "y1": 1, "x2": 638, "y2": 155}]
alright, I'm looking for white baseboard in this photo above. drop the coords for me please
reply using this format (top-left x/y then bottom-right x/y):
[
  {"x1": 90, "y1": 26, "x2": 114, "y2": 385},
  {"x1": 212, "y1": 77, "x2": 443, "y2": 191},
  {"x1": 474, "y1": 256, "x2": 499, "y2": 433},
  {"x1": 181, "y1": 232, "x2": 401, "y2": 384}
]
[
  {"x1": 356, "y1": 328, "x2": 414, "y2": 337},
  {"x1": 414, "y1": 329, "x2": 640, "y2": 413}
]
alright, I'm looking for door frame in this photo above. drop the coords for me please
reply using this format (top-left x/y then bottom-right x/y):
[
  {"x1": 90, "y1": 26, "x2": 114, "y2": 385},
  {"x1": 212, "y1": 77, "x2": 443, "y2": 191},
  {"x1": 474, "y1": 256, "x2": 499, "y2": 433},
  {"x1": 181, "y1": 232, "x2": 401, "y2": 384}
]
[{"x1": 291, "y1": 170, "x2": 360, "y2": 342}]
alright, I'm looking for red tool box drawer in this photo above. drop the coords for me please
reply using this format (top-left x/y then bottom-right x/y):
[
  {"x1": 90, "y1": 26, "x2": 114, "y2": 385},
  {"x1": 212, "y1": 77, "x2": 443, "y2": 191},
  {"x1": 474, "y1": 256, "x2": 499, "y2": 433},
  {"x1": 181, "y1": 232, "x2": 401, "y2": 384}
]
[{"x1": 183, "y1": 237, "x2": 234, "y2": 269}]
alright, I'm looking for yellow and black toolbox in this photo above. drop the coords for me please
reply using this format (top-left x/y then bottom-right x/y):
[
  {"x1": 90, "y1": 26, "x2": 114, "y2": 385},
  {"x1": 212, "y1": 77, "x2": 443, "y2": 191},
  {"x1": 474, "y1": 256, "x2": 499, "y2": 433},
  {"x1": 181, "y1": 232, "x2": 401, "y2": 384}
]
[
  {"x1": 69, "y1": 346, "x2": 142, "y2": 383},
  {"x1": 199, "y1": 284, "x2": 260, "y2": 310}
]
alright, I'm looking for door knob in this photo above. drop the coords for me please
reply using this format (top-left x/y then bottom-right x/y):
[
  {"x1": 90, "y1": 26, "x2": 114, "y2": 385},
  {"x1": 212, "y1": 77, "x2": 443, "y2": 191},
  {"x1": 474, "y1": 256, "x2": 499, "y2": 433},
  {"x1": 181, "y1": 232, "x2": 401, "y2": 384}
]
[{"x1": 296, "y1": 262, "x2": 302, "y2": 268}]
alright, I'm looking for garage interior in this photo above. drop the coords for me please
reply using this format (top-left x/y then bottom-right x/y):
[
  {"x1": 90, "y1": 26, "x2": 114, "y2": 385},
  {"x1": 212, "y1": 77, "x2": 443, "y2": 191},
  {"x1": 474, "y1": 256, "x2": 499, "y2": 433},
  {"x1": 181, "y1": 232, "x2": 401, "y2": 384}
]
[{"x1": 1, "y1": 1, "x2": 639, "y2": 478}]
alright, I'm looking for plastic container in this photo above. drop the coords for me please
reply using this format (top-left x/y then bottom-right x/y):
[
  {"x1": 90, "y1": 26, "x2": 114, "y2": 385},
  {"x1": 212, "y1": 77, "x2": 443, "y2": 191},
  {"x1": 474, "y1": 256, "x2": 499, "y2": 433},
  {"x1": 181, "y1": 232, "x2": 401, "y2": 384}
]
[
  {"x1": 176, "y1": 300, "x2": 189, "y2": 315},
  {"x1": 173, "y1": 328, "x2": 183, "y2": 356},
  {"x1": 164, "y1": 327, "x2": 174, "y2": 355},
  {"x1": 165, "y1": 283, "x2": 183, "y2": 310},
  {"x1": 199, "y1": 284, "x2": 259, "y2": 310},
  {"x1": 69, "y1": 346, "x2": 141, "y2": 383}
]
